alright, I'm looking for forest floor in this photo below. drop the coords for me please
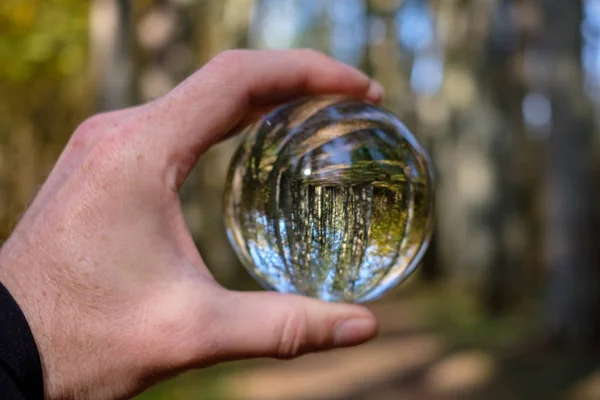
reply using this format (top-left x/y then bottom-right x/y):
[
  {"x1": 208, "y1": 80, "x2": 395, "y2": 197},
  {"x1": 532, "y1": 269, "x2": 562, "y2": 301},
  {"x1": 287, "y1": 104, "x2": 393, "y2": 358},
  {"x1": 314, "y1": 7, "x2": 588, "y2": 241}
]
[{"x1": 138, "y1": 286, "x2": 600, "y2": 400}]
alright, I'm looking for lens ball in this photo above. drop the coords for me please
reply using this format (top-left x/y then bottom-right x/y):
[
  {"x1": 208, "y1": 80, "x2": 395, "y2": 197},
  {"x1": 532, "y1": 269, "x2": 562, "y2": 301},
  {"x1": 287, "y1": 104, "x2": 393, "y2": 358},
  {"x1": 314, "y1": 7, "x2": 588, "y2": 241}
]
[{"x1": 224, "y1": 97, "x2": 435, "y2": 303}]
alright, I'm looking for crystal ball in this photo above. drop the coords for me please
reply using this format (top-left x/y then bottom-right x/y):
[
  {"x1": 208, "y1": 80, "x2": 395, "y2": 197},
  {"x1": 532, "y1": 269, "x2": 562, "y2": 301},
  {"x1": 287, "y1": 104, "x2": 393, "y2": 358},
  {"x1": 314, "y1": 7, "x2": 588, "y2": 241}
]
[{"x1": 224, "y1": 96, "x2": 435, "y2": 303}]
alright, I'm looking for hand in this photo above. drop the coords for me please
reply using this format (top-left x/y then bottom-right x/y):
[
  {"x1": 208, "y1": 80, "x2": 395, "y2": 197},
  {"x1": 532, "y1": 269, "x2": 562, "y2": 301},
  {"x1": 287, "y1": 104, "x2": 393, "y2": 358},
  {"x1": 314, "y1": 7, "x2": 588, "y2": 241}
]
[{"x1": 0, "y1": 49, "x2": 382, "y2": 400}]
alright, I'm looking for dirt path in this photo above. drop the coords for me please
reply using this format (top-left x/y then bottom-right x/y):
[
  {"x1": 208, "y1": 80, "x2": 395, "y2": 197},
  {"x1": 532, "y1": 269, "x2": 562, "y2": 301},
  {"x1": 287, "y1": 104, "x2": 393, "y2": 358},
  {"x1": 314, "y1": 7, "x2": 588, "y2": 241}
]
[
  {"x1": 220, "y1": 300, "x2": 503, "y2": 400},
  {"x1": 214, "y1": 297, "x2": 600, "y2": 400},
  {"x1": 225, "y1": 334, "x2": 443, "y2": 400}
]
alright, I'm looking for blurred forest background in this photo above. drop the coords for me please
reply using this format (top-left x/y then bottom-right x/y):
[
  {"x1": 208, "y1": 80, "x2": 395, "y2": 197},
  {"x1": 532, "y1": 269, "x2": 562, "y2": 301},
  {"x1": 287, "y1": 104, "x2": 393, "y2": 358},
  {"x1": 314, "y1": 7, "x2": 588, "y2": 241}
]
[{"x1": 2, "y1": 0, "x2": 600, "y2": 399}]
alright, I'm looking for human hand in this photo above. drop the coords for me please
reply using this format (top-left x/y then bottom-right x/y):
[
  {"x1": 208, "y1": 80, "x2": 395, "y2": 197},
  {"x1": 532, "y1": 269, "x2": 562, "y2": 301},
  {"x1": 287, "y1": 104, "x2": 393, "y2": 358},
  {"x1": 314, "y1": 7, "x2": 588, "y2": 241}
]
[{"x1": 0, "y1": 49, "x2": 382, "y2": 400}]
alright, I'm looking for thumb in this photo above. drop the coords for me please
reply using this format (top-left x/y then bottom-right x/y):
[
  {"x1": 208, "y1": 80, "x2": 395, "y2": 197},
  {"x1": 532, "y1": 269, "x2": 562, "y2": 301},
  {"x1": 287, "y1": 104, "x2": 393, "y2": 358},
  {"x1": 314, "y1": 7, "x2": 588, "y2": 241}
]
[{"x1": 213, "y1": 291, "x2": 379, "y2": 361}]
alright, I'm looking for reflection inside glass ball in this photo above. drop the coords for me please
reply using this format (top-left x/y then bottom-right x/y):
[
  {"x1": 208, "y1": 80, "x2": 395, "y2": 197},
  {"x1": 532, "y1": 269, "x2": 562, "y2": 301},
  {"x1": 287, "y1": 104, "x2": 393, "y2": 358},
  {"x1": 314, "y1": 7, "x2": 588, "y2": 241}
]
[{"x1": 224, "y1": 97, "x2": 435, "y2": 303}]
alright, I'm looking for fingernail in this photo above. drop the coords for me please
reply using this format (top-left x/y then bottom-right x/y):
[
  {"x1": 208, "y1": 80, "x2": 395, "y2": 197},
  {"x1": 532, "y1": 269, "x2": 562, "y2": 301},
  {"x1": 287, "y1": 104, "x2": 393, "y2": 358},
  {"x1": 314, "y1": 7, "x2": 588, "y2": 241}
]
[
  {"x1": 366, "y1": 81, "x2": 384, "y2": 103},
  {"x1": 334, "y1": 318, "x2": 377, "y2": 347}
]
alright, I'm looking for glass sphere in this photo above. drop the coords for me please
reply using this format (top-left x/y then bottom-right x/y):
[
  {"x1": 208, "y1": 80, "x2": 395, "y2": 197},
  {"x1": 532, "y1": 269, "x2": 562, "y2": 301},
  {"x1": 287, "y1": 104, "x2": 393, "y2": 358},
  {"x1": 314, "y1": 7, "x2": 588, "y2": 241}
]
[{"x1": 224, "y1": 96, "x2": 435, "y2": 303}]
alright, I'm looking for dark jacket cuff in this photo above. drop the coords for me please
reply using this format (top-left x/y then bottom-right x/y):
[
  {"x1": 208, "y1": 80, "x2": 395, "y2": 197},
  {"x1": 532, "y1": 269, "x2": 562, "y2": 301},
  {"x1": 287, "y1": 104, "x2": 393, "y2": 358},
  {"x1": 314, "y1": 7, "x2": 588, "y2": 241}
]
[{"x1": 0, "y1": 281, "x2": 44, "y2": 399}]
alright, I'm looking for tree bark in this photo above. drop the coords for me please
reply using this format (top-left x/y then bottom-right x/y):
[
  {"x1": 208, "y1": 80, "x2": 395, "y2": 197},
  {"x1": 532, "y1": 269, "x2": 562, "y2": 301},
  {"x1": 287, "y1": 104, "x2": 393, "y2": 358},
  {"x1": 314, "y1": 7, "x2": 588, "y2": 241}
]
[
  {"x1": 541, "y1": 0, "x2": 600, "y2": 349},
  {"x1": 90, "y1": 0, "x2": 134, "y2": 111}
]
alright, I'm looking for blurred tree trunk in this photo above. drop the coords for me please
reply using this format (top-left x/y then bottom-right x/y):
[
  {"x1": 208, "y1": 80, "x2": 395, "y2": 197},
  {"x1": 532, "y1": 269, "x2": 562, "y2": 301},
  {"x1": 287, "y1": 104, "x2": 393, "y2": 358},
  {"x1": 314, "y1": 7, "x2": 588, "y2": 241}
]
[
  {"x1": 433, "y1": 0, "x2": 502, "y2": 295},
  {"x1": 478, "y1": 0, "x2": 533, "y2": 315},
  {"x1": 359, "y1": 0, "x2": 374, "y2": 76},
  {"x1": 134, "y1": 0, "x2": 196, "y2": 103},
  {"x1": 185, "y1": 0, "x2": 255, "y2": 286},
  {"x1": 90, "y1": 0, "x2": 134, "y2": 111},
  {"x1": 540, "y1": 0, "x2": 600, "y2": 349},
  {"x1": 366, "y1": 0, "x2": 442, "y2": 282}
]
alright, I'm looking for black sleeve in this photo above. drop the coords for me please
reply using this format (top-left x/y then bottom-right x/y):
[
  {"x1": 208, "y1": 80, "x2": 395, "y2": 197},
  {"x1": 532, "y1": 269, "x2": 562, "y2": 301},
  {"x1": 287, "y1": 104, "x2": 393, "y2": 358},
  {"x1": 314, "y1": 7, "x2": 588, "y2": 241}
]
[{"x1": 0, "y1": 282, "x2": 44, "y2": 400}]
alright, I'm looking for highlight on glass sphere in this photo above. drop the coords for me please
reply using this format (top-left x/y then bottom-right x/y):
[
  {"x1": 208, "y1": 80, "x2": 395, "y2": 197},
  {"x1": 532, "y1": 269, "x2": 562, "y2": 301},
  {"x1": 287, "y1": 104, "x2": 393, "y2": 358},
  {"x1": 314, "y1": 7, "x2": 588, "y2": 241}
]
[{"x1": 223, "y1": 96, "x2": 435, "y2": 303}]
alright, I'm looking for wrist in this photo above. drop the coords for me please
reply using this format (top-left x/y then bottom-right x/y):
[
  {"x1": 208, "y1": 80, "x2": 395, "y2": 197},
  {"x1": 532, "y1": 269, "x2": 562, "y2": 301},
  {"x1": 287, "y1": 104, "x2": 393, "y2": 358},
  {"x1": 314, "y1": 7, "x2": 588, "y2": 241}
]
[
  {"x1": 0, "y1": 277, "x2": 44, "y2": 399},
  {"x1": 0, "y1": 238, "x2": 179, "y2": 400},
  {"x1": 0, "y1": 240, "x2": 71, "y2": 400}
]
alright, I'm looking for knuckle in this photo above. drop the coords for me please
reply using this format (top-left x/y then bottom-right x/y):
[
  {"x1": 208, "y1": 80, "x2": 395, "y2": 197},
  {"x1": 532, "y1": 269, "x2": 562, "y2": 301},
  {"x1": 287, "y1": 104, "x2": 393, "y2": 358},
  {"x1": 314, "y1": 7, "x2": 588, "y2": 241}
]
[
  {"x1": 80, "y1": 121, "x2": 134, "y2": 178},
  {"x1": 81, "y1": 135, "x2": 122, "y2": 182},
  {"x1": 63, "y1": 108, "x2": 160, "y2": 199},
  {"x1": 298, "y1": 48, "x2": 326, "y2": 60},
  {"x1": 83, "y1": 113, "x2": 160, "y2": 191},
  {"x1": 207, "y1": 49, "x2": 248, "y2": 75},
  {"x1": 71, "y1": 113, "x2": 108, "y2": 149},
  {"x1": 275, "y1": 311, "x2": 307, "y2": 360}
]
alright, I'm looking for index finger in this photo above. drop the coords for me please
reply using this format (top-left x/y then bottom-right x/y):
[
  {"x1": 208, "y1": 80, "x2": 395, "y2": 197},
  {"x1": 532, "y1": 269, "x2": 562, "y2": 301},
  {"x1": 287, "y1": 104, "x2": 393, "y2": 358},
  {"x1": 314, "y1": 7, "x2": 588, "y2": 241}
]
[{"x1": 141, "y1": 49, "x2": 384, "y2": 188}]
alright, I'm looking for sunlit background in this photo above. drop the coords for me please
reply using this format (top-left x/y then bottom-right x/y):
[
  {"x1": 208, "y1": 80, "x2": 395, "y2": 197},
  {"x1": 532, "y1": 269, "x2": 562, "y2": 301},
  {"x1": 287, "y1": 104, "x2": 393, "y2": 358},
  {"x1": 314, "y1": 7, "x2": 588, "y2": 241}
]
[{"x1": 2, "y1": 0, "x2": 600, "y2": 399}]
